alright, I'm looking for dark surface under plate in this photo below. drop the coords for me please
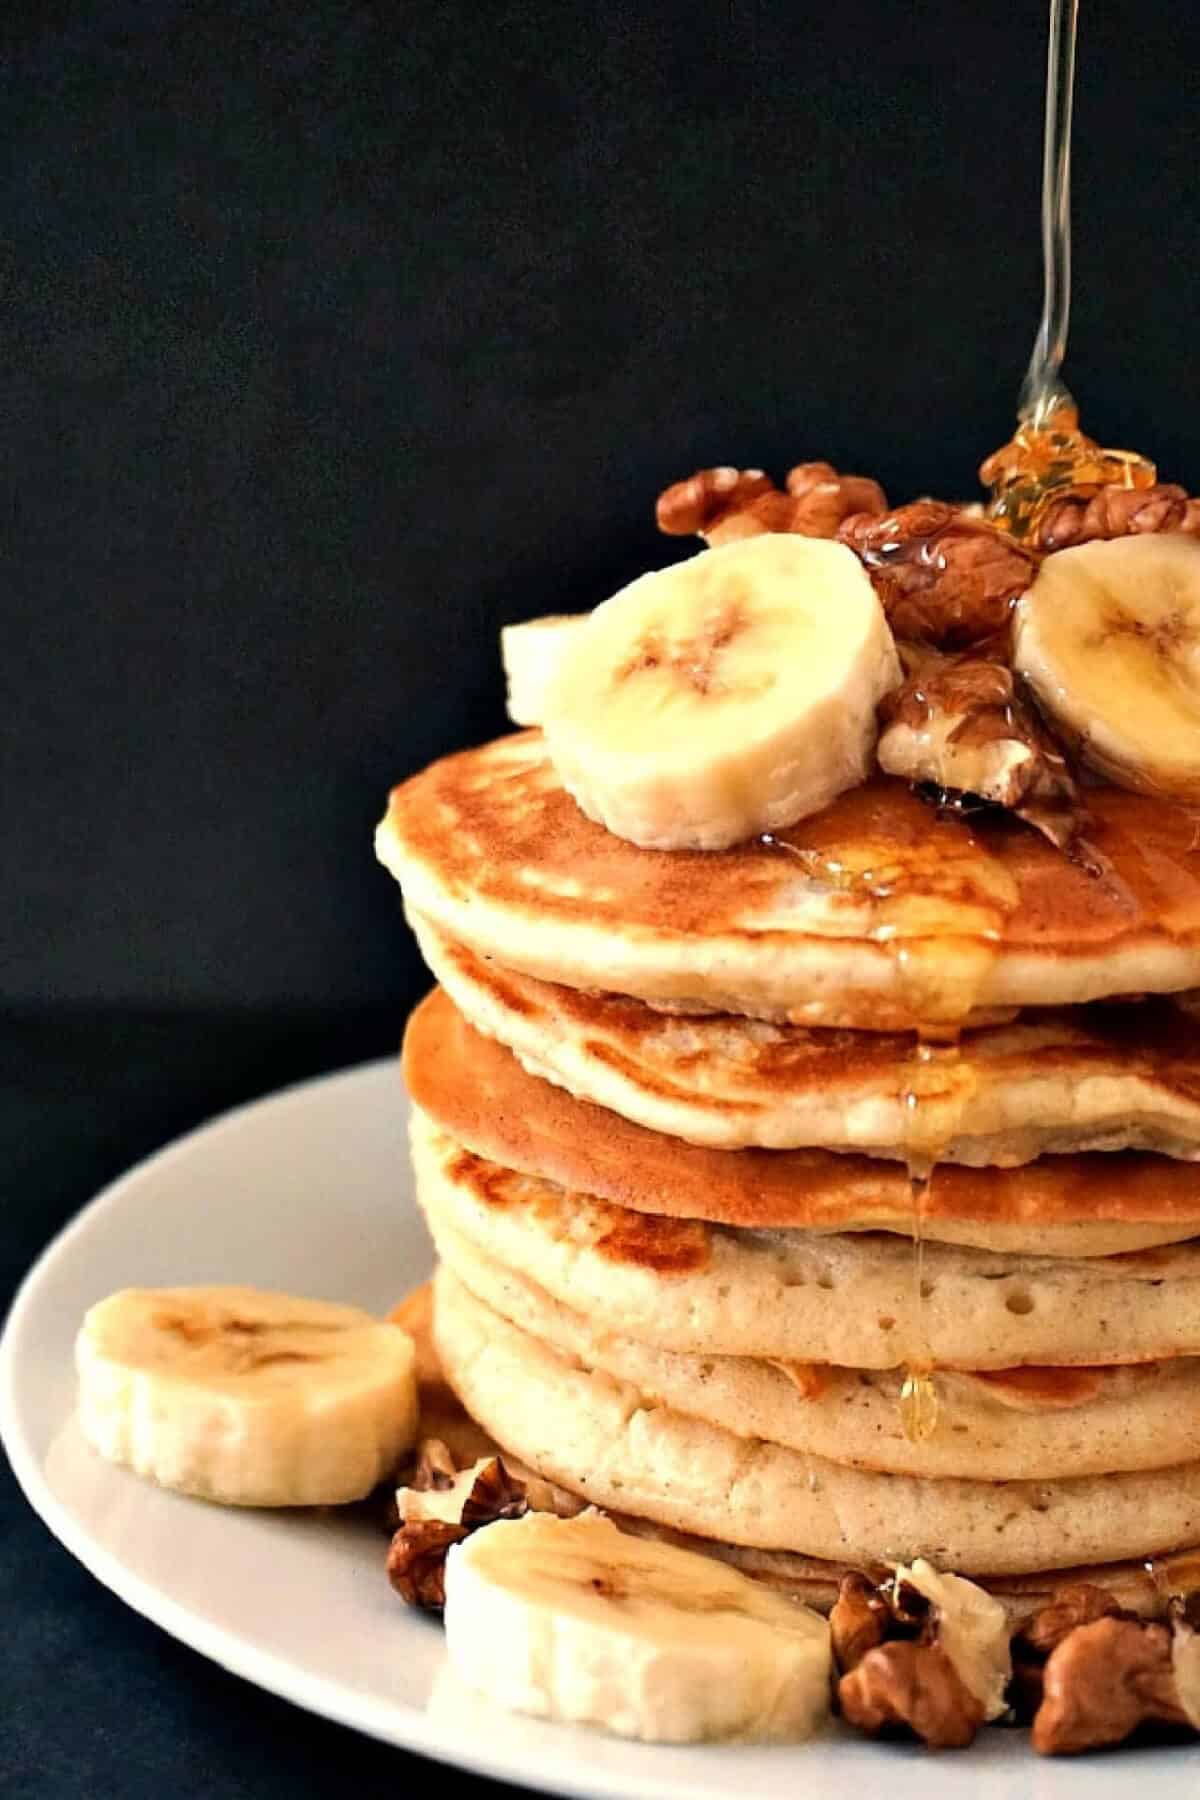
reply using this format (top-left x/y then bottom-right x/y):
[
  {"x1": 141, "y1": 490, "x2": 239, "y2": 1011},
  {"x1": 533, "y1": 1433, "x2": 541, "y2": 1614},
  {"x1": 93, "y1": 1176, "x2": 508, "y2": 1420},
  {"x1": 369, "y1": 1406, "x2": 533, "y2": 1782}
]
[{"x1": 0, "y1": 1009, "x2": 534, "y2": 1800}]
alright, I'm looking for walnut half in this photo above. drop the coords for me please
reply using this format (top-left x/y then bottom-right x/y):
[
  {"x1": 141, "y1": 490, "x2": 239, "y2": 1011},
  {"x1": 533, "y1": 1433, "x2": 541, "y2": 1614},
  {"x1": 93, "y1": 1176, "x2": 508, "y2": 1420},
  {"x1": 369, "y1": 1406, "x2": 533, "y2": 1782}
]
[
  {"x1": 1008, "y1": 1582, "x2": 1124, "y2": 1723},
  {"x1": 386, "y1": 1518, "x2": 467, "y2": 1610},
  {"x1": 830, "y1": 1571, "x2": 892, "y2": 1674},
  {"x1": 1032, "y1": 1616, "x2": 1189, "y2": 1755},
  {"x1": 877, "y1": 639, "x2": 1083, "y2": 849},
  {"x1": 655, "y1": 467, "x2": 775, "y2": 538},
  {"x1": 839, "y1": 1640, "x2": 985, "y2": 1749},
  {"x1": 839, "y1": 501, "x2": 1036, "y2": 649},
  {"x1": 1036, "y1": 482, "x2": 1200, "y2": 552},
  {"x1": 656, "y1": 462, "x2": 887, "y2": 544}
]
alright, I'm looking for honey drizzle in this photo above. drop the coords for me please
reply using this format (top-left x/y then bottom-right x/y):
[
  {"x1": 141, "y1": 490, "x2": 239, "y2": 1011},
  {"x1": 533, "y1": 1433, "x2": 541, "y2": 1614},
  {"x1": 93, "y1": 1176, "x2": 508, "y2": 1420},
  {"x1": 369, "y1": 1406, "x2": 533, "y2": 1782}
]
[
  {"x1": 1017, "y1": 0, "x2": 1078, "y2": 428},
  {"x1": 982, "y1": 0, "x2": 1156, "y2": 538},
  {"x1": 759, "y1": 825, "x2": 1004, "y2": 1443},
  {"x1": 897, "y1": 1048, "x2": 944, "y2": 1443}
]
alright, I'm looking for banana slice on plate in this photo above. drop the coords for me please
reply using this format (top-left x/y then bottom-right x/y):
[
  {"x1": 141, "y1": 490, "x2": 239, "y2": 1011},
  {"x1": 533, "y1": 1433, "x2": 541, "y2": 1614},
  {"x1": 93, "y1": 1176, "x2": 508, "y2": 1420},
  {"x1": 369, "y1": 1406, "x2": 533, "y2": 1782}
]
[
  {"x1": 75, "y1": 1285, "x2": 419, "y2": 1506},
  {"x1": 1013, "y1": 534, "x2": 1200, "y2": 798},
  {"x1": 501, "y1": 615, "x2": 588, "y2": 727},
  {"x1": 540, "y1": 535, "x2": 900, "y2": 850},
  {"x1": 443, "y1": 1510, "x2": 832, "y2": 1743}
]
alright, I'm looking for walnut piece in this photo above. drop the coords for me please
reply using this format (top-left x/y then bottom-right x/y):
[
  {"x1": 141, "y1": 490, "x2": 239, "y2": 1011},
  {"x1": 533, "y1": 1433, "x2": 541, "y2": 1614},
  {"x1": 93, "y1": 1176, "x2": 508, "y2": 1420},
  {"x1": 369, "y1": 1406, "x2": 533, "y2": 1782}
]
[
  {"x1": 388, "y1": 1453, "x2": 530, "y2": 1610},
  {"x1": 780, "y1": 461, "x2": 889, "y2": 537},
  {"x1": 877, "y1": 639, "x2": 1083, "y2": 848},
  {"x1": 656, "y1": 462, "x2": 887, "y2": 545},
  {"x1": 839, "y1": 501, "x2": 1036, "y2": 648},
  {"x1": 410, "y1": 1436, "x2": 457, "y2": 1492},
  {"x1": 1014, "y1": 1583, "x2": 1123, "y2": 1661},
  {"x1": 1032, "y1": 1616, "x2": 1189, "y2": 1755},
  {"x1": 655, "y1": 467, "x2": 775, "y2": 537},
  {"x1": 460, "y1": 1457, "x2": 530, "y2": 1528},
  {"x1": 386, "y1": 1518, "x2": 467, "y2": 1610},
  {"x1": 839, "y1": 1640, "x2": 985, "y2": 1749},
  {"x1": 830, "y1": 1572, "x2": 893, "y2": 1674},
  {"x1": 1036, "y1": 482, "x2": 1200, "y2": 552},
  {"x1": 833, "y1": 1563, "x2": 1009, "y2": 1745},
  {"x1": 1008, "y1": 1583, "x2": 1125, "y2": 1722}
]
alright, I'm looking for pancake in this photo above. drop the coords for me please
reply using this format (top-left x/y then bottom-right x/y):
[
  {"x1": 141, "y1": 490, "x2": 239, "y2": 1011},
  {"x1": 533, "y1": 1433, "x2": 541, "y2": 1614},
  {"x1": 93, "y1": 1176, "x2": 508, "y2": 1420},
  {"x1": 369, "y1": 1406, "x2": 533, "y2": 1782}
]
[
  {"x1": 412, "y1": 924, "x2": 1200, "y2": 1165},
  {"x1": 440, "y1": 1230, "x2": 1200, "y2": 1479},
  {"x1": 376, "y1": 731, "x2": 1200, "y2": 1029},
  {"x1": 434, "y1": 1267, "x2": 1200, "y2": 1576},
  {"x1": 405, "y1": 998, "x2": 1200, "y2": 1256},
  {"x1": 394, "y1": 1281, "x2": 1200, "y2": 1622},
  {"x1": 411, "y1": 1107, "x2": 1200, "y2": 1369}
]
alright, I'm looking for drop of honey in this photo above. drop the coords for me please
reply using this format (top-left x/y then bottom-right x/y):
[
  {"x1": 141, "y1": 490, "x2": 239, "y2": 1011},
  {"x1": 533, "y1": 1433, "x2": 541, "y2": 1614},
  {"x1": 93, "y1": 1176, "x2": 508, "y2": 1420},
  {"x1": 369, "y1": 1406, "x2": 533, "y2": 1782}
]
[{"x1": 899, "y1": 1366, "x2": 941, "y2": 1444}]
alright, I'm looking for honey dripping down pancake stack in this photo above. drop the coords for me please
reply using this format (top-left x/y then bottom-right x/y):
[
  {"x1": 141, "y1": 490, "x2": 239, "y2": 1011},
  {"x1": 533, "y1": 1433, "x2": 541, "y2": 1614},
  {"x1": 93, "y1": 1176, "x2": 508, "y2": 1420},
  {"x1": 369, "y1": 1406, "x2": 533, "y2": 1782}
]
[{"x1": 377, "y1": 446, "x2": 1200, "y2": 1622}]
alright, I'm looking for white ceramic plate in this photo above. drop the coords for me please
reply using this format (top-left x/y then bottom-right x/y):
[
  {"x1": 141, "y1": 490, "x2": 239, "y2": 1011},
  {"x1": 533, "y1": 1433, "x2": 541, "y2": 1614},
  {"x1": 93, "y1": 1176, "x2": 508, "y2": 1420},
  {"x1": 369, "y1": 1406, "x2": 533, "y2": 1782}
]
[{"x1": 2, "y1": 1060, "x2": 1194, "y2": 1798}]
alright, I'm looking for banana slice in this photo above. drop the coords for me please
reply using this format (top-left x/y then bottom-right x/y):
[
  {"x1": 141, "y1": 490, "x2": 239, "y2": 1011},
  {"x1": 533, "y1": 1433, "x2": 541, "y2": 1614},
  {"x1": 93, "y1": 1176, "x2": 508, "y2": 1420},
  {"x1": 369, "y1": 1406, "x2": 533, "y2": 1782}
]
[
  {"x1": 1013, "y1": 534, "x2": 1200, "y2": 798},
  {"x1": 443, "y1": 1509, "x2": 831, "y2": 1743},
  {"x1": 76, "y1": 1285, "x2": 419, "y2": 1506},
  {"x1": 501, "y1": 616, "x2": 588, "y2": 727},
  {"x1": 540, "y1": 536, "x2": 900, "y2": 850}
]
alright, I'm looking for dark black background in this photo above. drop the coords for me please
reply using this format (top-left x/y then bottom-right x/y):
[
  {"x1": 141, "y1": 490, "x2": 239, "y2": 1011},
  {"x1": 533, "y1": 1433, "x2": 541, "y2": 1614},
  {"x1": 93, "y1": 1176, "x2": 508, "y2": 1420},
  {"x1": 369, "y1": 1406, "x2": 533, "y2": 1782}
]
[
  {"x1": 7, "y1": 0, "x2": 1200, "y2": 1017},
  {"x1": 4, "y1": 2, "x2": 1200, "y2": 1794}
]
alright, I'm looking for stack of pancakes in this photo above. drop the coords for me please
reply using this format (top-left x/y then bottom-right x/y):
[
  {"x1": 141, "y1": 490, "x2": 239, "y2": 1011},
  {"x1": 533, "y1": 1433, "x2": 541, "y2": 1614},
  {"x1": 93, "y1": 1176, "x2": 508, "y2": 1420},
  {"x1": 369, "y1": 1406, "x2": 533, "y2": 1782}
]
[{"x1": 377, "y1": 729, "x2": 1200, "y2": 1614}]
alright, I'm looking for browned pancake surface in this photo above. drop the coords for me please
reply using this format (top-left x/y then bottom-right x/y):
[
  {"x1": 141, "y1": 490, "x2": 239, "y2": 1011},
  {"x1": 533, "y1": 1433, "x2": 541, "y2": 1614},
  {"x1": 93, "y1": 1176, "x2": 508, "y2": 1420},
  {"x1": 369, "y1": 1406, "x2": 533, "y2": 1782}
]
[
  {"x1": 383, "y1": 732, "x2": 1200, "y2": 966},
  {"x1": 405, "y1": 988, "x2": 1200, "y2": 1249},
  {"x1": 420, "y1": 924, "x2": 1200, "y2": 1157}
]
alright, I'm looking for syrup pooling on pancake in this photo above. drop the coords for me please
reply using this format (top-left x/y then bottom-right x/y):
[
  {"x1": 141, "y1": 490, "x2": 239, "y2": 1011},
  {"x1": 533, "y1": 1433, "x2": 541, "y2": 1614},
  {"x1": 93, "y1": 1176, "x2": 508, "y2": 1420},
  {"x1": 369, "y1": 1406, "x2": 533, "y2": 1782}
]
[{"x1": 378, "y1": 748, "x2": 1200, "y2": 1027}]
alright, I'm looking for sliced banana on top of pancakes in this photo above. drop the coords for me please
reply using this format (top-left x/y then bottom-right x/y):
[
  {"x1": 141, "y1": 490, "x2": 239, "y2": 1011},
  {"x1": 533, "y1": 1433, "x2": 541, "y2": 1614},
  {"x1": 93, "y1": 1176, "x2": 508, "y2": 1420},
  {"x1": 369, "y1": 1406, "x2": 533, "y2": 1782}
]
[
  {"x1": 1014, "y1": 533, "x2": 1200, "y2": 800},
  {"x1": 539, "y1": 536, "x2": 901, "y2": 851},
  {"x1": 509, "y1": 527, "x2": 1200, "y2": 852}
]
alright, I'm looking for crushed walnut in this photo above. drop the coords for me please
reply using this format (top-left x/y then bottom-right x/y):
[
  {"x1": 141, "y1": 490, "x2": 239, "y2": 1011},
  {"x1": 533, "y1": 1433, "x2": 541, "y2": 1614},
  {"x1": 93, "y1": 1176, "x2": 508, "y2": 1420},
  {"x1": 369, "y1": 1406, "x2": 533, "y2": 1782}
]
[
  {"x1": 387, "y1": 1444, "x2": 529, "y2": 1611},
  {"x1": 877, "y1": 638, "x2": 1083, "y2": 849},
  {"x1": 838, "y1": 501, "x2": 1037, "y2": 649},
  {"x1": 656, "y1": 462, "x2": 887, "y2": 545},
  {"x1": 459, "y1": 1457, "x2": 530, "y2": 1529},
  {"x1": 1013, "y1": 1582, "x2": 1122, "y2": 1662}
]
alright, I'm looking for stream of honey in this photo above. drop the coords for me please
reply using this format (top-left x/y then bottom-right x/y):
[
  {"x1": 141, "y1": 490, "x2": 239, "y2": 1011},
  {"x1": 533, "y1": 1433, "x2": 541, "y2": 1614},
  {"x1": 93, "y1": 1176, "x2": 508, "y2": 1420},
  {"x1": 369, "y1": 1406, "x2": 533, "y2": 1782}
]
[
  {"x1": 761, "y1": 816, "x2": 1009, "y2": 1442},
  {"x1": 894, "y1": 4, "x2": 1087, "y2": 1436},
  {"x1": 1016, "y1": 0, "x2": 1077, "y2": 430},
  {"x1": 982, "y1": 0, "x2": 1155, "y2": 539},
  {"x1": 766, "y1": 0, "x2": 1182, "y2": 1456}
]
